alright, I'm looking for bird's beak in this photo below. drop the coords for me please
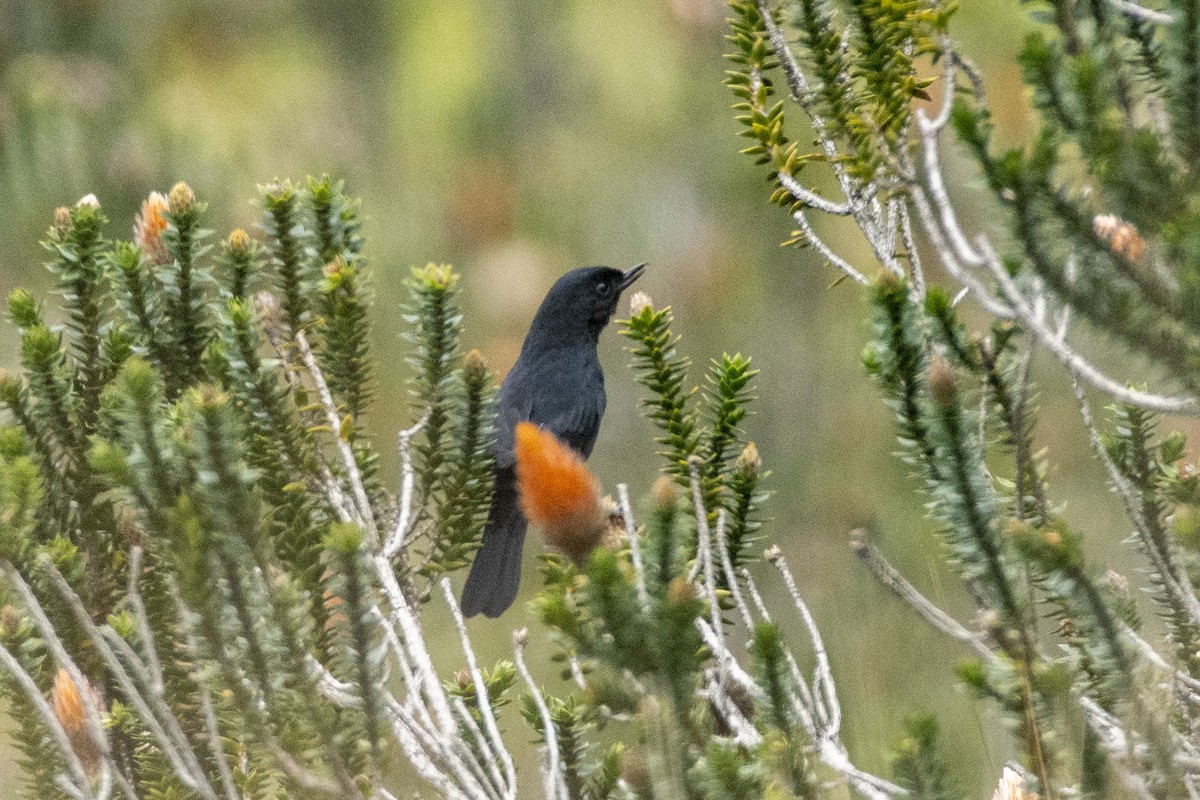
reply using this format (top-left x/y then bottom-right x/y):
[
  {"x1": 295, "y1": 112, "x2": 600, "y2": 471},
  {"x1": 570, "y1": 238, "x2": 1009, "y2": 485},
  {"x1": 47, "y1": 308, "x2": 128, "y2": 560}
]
[{"x1": 620, "y1": 263, "x2": 647, "y2": 291}]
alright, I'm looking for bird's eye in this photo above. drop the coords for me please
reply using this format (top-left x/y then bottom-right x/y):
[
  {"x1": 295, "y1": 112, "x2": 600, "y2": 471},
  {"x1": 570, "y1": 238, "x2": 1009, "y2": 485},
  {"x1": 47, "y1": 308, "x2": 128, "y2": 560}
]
[{"x1": 595, "y1": 282, "x2": 609, "y2": 295}]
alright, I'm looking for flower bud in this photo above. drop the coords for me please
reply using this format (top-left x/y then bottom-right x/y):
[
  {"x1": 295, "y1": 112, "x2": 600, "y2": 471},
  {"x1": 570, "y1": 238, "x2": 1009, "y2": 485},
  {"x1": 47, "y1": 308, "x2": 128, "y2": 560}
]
[
  {"x1": 75, "y1": 194, "x2": 100, "y2": 210},
  {"x1": 1093, "y1": 213, "x2": 1146, "y2": 263},
  {"x1": 666, "y1": 576, "x2": 696, "y2": 606},
  {"x1": 629, "y1": 290, "x2": 653, "y2": 316},
  {"x1": 53, "y1": 207, "x2": 72, "y2": 234},
  {"x1": 993, "y1": 766, "x2": 1035, "y2": 800},
  {"x1": 463, "y1": 348, "x2": 488, "y2": 382},
  {"x1": 228, "y1": 227, "x2": 251, "y2": 255},
  {"x1": 1003, "y1": 517, "x2": 1031, "y2": 539},
  {"x1": 620, "y1": 751, "x2": 651, "y2": 796},
  {"x1": 735, "y1": 441, "x2": 761, "y2": 478},
  {"x1": 651, "y1": 474, "x2": 677, "y2": 510},
  {"x1": 927, "y1": 356, "x2": 956, "y2": 408},
  {"x1": 167, "y1": 181, "x2": 195, "y2": 215},
  {"x1": 0, "y1": 605, "x2": 19, "y2": 636},
  {"x1": 134, "y1": 191, "x2": 170, "y2": 265},
  {"x1": 1104, "y1": 570, "x2": 1130, "y2": 595},
  {"x1": 116, "y1": 507, "x2": 143, "y2": 549},
  {"x1": 52, "y1": 669, "x2": 100, "y2": 774},
  {"x1": 1040, "y1": 527, "x2": 1063, "y2": 549},
  {"x1": 875, "y1": 269, "x2": 900, "y2": 289}
]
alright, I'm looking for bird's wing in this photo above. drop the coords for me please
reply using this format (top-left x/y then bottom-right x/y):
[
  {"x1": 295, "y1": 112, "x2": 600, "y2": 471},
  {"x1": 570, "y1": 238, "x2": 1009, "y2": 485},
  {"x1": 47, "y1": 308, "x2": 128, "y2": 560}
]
[
  {"x1": 492, "y1": 354, "x2": 606, "y2": 467},
  {"x1": 531, "y1": 371, "x2": 606, "y2": 459},
  {"x1": 492, "y1": 383, "x2": 532, "y2": 469}
]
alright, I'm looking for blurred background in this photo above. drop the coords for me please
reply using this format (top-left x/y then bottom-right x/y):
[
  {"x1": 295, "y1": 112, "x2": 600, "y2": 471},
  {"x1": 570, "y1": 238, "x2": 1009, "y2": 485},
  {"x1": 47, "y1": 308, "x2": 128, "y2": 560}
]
[{"x1": 0, "y1": 0, "x2": 1166, "y2": 795}]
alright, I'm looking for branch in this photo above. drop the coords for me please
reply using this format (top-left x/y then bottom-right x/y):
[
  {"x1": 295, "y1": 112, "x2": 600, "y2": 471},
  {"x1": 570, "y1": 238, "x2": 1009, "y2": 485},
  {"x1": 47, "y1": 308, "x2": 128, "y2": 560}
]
[
  {"x1": 384, "y1": 408, "x2": 431, "y2": 560},
  {"x1": 296, "y1": 329, "x2": 380, "y2": 545},
  {"x1": 850, "y1": 530, "x2": 997, "y2": 662},
  {"x1": 514, "y1": 628, "x2": 567, "y2": 800}
]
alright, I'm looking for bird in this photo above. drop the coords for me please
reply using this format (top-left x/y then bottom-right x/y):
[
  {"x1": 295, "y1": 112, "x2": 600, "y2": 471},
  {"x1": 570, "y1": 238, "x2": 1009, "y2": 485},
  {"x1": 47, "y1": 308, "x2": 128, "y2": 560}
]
[{"x1": 460, "y1": 263, "x2": 646, "y2": 618}]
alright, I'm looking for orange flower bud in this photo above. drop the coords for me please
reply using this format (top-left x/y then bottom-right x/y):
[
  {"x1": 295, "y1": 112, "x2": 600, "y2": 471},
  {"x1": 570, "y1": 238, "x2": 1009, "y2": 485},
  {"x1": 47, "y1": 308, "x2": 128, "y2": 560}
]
[
  {"x1": 514, "y1": 422, "x2": 606, "y2": 563},
  {"x1": 1093, "y1": 213, "x2": 1146, "y2": 263},
  {"x1": 52, "y1": 668, "x2": 100, "y2": 774},
  {"x1": 52, "y1": 669, "x2": 85, "y2": 733},
  {"x1": 134, "y1": 191, "x2": 171, "y2": 265}
]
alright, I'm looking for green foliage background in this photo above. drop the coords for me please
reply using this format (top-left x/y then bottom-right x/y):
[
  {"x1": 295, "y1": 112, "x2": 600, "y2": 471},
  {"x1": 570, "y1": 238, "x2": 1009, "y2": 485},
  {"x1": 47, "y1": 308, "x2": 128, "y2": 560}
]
[{"x1": 0, "y1": 0, "x2": 1151, "y2": 795}]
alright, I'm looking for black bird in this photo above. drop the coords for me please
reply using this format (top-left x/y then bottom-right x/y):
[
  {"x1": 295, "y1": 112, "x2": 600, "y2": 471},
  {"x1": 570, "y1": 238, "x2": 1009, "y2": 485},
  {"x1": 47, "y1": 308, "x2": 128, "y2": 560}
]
[{"x1": 461, "y1": 264, "x2": 646, "y2": 618}]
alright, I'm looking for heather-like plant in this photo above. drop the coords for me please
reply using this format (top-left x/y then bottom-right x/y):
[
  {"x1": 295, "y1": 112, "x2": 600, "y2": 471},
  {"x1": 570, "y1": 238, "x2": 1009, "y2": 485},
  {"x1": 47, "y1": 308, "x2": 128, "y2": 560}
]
[
  {"x1": 6, "y1": 0, "x2": 1200, "y2": 797},
  {"x1": 727, "y1": 0, "x2": 1200, "y2": 796},
  {"x1": 0, "y1": 180, "x2": 866, "y2": 800}
]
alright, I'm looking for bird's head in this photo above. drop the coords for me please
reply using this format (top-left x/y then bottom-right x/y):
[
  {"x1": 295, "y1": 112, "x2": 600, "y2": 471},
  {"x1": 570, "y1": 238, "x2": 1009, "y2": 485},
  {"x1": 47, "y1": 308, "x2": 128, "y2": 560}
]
[{"x1": 531, "y1": 264, "x2": 646, "y2": 340}]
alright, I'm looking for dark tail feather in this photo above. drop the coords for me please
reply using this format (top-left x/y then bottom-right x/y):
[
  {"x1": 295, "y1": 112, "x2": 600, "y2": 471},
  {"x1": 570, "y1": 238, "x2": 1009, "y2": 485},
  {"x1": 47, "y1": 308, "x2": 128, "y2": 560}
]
[{"x1": 461, "y1": 470, "x2": 527, "y2": 618}]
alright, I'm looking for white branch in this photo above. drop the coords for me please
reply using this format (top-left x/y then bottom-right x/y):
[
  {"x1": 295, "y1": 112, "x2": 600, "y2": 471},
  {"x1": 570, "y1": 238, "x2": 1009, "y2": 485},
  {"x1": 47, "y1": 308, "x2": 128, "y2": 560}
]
[
  {"x1": 295, "y1": 329, "x2": 380, "y2": 545},
  {"x1": 617, "y1": 483, "x2": 650, "y2": 609},
  {"x1": 438, "y1": 578, "x2": 517, "y2": 799},
  {"x1": 514, "y1": 628, "x2": 567, "y2": 800},
  {"x1": 384, "y1": 409, "x2": 431, "y2": 560}
]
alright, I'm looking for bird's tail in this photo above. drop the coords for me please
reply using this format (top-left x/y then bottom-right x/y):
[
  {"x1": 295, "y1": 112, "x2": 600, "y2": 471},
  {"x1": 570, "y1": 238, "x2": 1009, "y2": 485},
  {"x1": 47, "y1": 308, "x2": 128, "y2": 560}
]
[{"x1": 461, "y1": 469, "x2": 527, "y2": 618}]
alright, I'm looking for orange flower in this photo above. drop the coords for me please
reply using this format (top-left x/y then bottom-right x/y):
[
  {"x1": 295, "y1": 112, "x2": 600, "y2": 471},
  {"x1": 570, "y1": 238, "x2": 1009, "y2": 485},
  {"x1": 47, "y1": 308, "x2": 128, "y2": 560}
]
[
  {"x1": 134, "y1": 191, "x2": 170, "y2": 265},
  {"x1": 51, "y1": 668, "x2": 99, "y2": 774},
  {"x1": 1093, "y1": 213, "x2": 1146, "y2": 263},
  {"x1": 514, "y1": 422, "x2": 606, "y2": 563}
]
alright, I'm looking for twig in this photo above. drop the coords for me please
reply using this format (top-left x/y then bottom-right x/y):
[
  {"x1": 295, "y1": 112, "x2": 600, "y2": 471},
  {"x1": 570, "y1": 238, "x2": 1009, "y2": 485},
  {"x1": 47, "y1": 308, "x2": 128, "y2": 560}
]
[
  {"x1": 983, "y1": 240, "x2": 1197, "y2": 414},
  {"x1": 617, "y1": 483, "x2": 650, "y2": 609},
  {"x1": 741, "y1": 567, "x2": 820, "y2": 717},
  {"x1": 687, "y1": 463, "x2": 730, "y2": 702},
  {"x1": 124, "y1": 547, "x2": 164, "y2": 695},
  {"x1": 790, "y1": 207, "x2": 869, "y2": 285},
  {"x1": 850, "y1": 530, "x2": 997, "y2": 662},
  {"x1": 715, "y1": 509, "x2": 755, "y2": 630},
  {"x1": 1070, "y1": 374, "x2": 1200, "y2": 629},
  {"x1": 450, "y1": 698, "x2": 507, "y2": 800},
  {"x1": 514, "y1": 628, "x2": 567, "y2": 800},
  {"x1": 163, "y1": 581, "x2": 247, "y2": 800},
  {"x1": 438, "y1": 578, "x2": 517, "y2": 799},
  {"x1": 1109, "y1": 0, "x2": 1173, "y2": 23},
  {"x1": 764, "y1": 545, "x2": 841, "y2": 736},
  {"x1": 778, "y1": 171, "x2": 853, "y2": 216},
  {"x1": 384, "y1": 408, "x2": 431, "y2": 559},
  {"x1": 702, "y1": 667, "x2": 762, "y2": 747},
  {"x1": 295, "y1": 329, "x2": 380, "y2": 546}
]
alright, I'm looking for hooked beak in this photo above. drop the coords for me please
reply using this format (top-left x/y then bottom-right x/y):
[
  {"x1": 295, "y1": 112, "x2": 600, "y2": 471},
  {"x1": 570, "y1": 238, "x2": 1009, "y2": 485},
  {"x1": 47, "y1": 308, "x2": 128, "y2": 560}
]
[{"x1": 620, "y1": 263, "x2": 647, "y2": 292}]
